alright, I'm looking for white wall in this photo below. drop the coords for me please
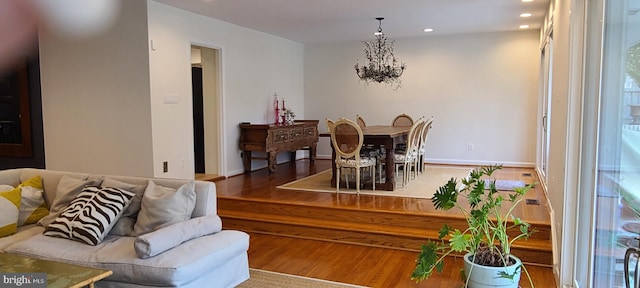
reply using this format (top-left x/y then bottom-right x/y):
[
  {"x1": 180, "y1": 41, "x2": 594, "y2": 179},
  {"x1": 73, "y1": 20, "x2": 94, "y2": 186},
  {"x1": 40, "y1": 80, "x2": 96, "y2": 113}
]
[
  {"x1": 305, "y1": 30, "x2": 540, "y2": 166},
  {"x1": 38, "y1": 0, "x2": 304, "y2": 178},
  {"x1": 147, "y1": 1, "x2": 304, "y2": 178},
  {"x1": 38, "y1": 0, "x2": 154, "y2": 177}
]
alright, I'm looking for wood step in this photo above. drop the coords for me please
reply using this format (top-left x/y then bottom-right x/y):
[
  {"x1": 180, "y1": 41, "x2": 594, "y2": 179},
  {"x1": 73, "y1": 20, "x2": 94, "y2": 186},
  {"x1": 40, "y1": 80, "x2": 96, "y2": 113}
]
[
  {"x1": 218, "y1": 197, "x2": 551, "y2": 241},
  {"x1": 219, "y1": 203, "x2": 553, "y2": 266}
]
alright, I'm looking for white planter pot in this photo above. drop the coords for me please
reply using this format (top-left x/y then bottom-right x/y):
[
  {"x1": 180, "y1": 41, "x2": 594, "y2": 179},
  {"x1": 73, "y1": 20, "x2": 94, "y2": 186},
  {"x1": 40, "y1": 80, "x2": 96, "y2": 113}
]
[{"x1": 463, "y1": 253, "x2": 522, "y2": 288}]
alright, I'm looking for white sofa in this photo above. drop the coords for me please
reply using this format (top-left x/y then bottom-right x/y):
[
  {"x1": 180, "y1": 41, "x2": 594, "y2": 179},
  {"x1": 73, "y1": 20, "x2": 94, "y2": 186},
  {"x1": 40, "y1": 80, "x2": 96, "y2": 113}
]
[{"x1": 0, "y1": 168, "x2": 249, "y2": 288}]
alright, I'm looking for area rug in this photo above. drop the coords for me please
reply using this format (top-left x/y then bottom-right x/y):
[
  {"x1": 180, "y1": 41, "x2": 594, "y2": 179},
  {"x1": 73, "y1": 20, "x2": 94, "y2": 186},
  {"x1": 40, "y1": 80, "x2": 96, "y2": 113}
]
[
  {"x1": 236, "y1": 268, "x2": 367, "y2": 288},
  {"x1": 277, "y1": 165, "x2": 473, "y2": 199}
]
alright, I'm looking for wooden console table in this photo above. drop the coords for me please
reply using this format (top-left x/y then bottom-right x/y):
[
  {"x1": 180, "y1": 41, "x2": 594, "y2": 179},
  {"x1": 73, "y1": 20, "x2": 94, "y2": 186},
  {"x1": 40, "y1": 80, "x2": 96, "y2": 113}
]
[{"x1": 239, "y1": 120, "x2": 319, "y2": 173}]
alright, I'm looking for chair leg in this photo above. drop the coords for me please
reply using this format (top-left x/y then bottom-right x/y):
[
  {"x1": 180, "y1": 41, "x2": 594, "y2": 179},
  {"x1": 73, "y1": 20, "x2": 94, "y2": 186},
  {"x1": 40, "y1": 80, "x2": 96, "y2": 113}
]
[
  {"x1": 344, "y1": 169, "x2": 350, "y2": 189},
  {"x1": 355, "y1": 168, "x2": 361, "y2": 194},
  {"x1": 404, "y1": 162, "x2": 410, "y2": 186},
  {"x1": 372, "y1": 165, "x2": 375, "y2": 191},
  {"x1": 395, "y1": 164, "x2": 405, "y2": 188},
  {"x1": 395, "y1": 165, "x2": 399, "y2": 188},
  {"x1": 336, "y1": 167, "x2": 340, "y2": 194}
]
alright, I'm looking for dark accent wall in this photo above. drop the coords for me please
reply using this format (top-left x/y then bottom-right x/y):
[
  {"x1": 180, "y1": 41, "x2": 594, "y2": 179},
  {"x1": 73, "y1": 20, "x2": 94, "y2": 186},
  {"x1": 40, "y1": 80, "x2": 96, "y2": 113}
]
[{"x1": 0, "y1": 54, "x2": 45, "y2": 169}]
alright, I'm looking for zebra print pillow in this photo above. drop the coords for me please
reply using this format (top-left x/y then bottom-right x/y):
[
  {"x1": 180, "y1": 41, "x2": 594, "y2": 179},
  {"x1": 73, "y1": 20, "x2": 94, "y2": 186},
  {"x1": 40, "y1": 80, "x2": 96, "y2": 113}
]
[{"x1": 44, "y1": 186, "x2": 135, "y2": 245}]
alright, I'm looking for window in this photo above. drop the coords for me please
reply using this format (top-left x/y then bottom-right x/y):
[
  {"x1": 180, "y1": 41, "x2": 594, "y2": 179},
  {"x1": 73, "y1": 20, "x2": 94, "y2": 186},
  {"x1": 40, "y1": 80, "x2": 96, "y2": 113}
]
[
  {"x1": 0, "y1": 61, "x2": 32, "y2": 158},
  {"x1": 587, "y1": 0, "x2": 640, "y2": 286}
]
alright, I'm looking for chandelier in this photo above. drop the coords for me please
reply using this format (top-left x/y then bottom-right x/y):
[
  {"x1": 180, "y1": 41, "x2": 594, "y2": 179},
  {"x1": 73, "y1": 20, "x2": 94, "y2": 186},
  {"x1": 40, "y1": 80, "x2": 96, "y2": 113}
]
[{"x1": 354, "y1": 17, "x2": 406, "y2": 88}]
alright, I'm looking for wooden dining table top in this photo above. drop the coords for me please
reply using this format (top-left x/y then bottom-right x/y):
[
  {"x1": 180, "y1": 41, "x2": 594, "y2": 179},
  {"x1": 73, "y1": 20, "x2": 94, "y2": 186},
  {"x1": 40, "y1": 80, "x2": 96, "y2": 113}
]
[{"x1": 319, "y1": 125, "x2": 411, "y2": 138}]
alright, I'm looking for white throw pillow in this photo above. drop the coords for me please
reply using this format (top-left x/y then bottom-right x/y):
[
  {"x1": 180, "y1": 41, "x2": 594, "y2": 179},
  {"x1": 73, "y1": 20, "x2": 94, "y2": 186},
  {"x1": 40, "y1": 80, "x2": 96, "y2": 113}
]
[{"x1": 133, "y1": 180, "x2": 196, "y2": 236}]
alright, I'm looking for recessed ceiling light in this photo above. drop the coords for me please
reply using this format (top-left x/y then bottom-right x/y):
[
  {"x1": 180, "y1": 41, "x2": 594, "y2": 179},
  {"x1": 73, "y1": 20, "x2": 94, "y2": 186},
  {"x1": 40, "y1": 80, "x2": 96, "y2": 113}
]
[
  {"x1": 423, "y1": 28, "x2": 434, "y2": 32},
  {"x1": 522, "y1": 0, "x2": 534, "y2": 2},
  {"x1": 519, "y1": 25, "x2": 530, "y2": 29},
  {"x1": 520, "y1": 13, "x2": 532, "y2": 17}
]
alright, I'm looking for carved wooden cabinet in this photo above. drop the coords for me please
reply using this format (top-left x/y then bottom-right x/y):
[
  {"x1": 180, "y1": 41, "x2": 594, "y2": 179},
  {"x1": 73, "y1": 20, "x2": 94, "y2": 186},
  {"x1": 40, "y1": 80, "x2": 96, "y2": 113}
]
[{"x1": 239, "y1": 120, "x2": 318, "y2": 173}]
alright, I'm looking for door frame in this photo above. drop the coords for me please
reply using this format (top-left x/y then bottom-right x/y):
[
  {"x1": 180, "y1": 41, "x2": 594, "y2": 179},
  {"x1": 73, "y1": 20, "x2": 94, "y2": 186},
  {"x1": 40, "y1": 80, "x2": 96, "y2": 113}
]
[{"x1": 190, "y1": 43, "x2": 225, "y2": 176}]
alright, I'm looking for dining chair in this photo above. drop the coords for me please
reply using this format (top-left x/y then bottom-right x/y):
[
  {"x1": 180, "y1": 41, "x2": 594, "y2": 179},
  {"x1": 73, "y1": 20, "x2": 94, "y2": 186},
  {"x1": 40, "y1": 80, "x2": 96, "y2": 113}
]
[
  {"x1": 356, "y1": 114, "x2": 367, "y2": 129},
  {"x1": 355, "y1": 114, "x2": 383, "y2": 179},
  {"x1": 326, "y1": 118, "x2": 335, "y2": 132},
  {"x1": 391, "y1": 113, "x2": 414, "y2": 127},
  {"x1": 392, "y1": 113, "x2": 414, "y2": 152},
  {"x1": 329, "y1": 118, "x2": 376, "y2": 194},
  {"x1": 417, "y1": 116, "x2": 434, "y2": 174},
  {"x1": 625, "y1": 240, "x2": 640, "y2": 288},
  {"x1": 394, "y1": 119, "x2": 424, "y2": 188}
]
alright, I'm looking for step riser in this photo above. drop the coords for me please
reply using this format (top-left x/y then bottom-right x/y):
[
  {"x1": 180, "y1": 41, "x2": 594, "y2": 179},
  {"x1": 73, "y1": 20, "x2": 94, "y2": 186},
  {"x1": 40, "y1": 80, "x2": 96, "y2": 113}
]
[
  {"x1": 219, "y1": 198, "x2": 551, "y2": 241},
  {"x1": 221, "y1": 217, "x2": 552, "y2": 266}
]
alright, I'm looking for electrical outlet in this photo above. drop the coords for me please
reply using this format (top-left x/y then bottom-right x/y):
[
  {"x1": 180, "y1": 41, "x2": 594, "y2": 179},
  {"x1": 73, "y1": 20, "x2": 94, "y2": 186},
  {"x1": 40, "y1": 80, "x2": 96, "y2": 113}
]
[
  {"x1": 468, "y1": 143, "x2": 474, "y2": 151},
  {"x1": 163, "y1": 161, "x2": 168, "y2": 173}
]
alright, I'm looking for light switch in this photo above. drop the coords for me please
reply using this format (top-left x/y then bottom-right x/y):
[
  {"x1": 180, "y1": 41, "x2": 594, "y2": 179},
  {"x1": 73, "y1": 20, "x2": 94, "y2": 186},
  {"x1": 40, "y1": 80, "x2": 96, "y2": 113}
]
[{"x1": 164, "y1": 96, "x2": 178, "y2": 104}]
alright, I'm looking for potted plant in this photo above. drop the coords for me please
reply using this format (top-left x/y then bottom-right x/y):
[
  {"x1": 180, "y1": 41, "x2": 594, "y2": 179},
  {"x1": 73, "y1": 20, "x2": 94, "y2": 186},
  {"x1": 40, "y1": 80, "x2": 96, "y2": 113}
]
[{"x1": 411, "y1": 164, "x2": 536, "y2": 287}]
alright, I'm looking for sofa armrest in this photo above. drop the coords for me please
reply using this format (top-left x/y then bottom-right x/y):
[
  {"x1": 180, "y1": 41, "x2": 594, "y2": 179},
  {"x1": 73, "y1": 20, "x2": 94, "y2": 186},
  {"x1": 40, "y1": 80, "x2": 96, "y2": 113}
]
[
  {"x1": 192, "y1": 181, "x2": 217, "y2": 218},
  {"x1": 0, "y1": 169, "x2": 21, "y2": 188}
]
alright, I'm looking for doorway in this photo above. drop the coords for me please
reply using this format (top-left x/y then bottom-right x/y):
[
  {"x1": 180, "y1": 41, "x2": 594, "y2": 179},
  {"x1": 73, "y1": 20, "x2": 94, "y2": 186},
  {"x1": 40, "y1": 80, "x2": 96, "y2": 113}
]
[
  {"x1": 539, "y1": 35, "x2": 553, "y2": 180},
  {"x1": 191, "y1": 45, "x2": 221, "y2": 179}
]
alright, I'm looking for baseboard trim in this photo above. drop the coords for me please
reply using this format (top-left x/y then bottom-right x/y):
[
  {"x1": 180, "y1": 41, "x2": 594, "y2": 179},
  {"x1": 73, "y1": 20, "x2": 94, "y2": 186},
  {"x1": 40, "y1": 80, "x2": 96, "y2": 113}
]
[
  {"x1": 426, "y1": 158, "x2": 535, "y2": 168},
  {"x1": 316, "y1": 154, "x2": 332, "y2": 160},
  {"x1": 316, "y1": 155, "x2": 536, "y2": 168}
]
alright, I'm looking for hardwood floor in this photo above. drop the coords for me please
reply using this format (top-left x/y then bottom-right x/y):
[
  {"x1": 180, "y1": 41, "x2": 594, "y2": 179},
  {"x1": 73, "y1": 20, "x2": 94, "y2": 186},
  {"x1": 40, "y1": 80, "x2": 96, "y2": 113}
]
[
  {"x1": 214, "y1": 159, "x2": 557, "y2": 287},
  {"x1": 195, "y1": 173, "x2": 225, "y2": 182},
  {"x1": 247, "y1": 232, "x2": 556, "y2": 288}
]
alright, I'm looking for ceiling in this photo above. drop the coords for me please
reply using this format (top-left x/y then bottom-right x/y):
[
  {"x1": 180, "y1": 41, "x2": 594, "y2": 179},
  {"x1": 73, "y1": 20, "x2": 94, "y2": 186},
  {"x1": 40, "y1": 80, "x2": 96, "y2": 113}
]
[{"x1": 153, "y1": 0, "x2": 550, "y2": 44}]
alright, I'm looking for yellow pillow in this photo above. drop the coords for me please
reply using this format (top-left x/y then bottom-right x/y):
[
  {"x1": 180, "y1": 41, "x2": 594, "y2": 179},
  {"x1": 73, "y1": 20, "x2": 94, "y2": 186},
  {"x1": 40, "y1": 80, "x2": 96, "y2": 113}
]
[
  {"x1": 0, "y1": 187, "x2": 21, "y2": 237},
  {"x1": 18, "y1": 176, "x2": 49, "y2": 226}
]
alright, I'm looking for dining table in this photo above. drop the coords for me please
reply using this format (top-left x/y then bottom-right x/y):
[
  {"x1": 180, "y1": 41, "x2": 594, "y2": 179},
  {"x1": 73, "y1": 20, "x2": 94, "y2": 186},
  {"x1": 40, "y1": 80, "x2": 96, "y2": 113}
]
[{"x1": 319, "y1": 125, "x2": 411, "y2": 191}]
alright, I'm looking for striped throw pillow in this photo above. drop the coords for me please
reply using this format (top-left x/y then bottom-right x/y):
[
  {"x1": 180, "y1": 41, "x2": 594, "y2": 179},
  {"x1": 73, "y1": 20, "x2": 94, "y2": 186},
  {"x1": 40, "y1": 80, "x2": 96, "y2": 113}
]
[{"x1": 44, "y1": 186, "x2": 135, "y2": 245}]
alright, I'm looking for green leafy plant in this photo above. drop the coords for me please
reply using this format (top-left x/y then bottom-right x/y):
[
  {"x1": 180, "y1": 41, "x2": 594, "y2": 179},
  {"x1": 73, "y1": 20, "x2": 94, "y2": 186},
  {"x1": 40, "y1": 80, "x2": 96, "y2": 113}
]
[
  {"x1": 627, "y1": 43, "x2": 640, "y2": 85},
  {"x1": 411, "y1": 164, "x2": 536, "y2": 286}
]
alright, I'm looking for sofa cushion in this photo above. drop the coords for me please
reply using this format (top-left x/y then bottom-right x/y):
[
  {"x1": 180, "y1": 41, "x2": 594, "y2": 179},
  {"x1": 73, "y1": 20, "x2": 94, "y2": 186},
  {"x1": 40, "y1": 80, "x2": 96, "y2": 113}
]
[
  {"x1": 134, "y1": 215, "x2": 222, "y2": 259},
  {"x1": 44, "y1": 186, "x2": 135, "y2": 245},
  {"x1": 38, "y1": 175, "x2": 101, "y2": 227},
  {"x1": 17, "y1": 176, "x2": 49, "y2": 226},
  {"x1": 133, "y1": 180, "x2": 196, "y2": 236},
  {"x1": 0, "y1": 187, "x2": 21, "y2": 237},
  {"x1": 0, "y1": 225, "x2": 44, "y2": 252},
  {"x1": 5, "y1": 230, "x2": 250, "y2": 287}
]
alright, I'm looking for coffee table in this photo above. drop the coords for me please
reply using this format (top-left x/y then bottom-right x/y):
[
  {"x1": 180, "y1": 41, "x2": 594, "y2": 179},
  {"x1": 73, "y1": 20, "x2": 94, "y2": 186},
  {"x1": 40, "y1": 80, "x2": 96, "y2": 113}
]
[{"x1": 0, "y1": 253, "x2": 112, "y2": 288}]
